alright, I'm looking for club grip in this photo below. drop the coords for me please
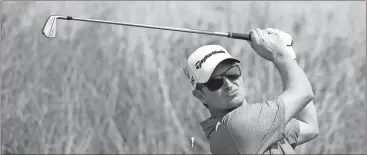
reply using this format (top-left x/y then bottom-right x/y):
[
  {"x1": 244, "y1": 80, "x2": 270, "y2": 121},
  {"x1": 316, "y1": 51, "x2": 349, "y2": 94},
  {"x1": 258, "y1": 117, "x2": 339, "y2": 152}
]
[{"x1": 228, "y1": 32, "x2": 251, "y2": 41}]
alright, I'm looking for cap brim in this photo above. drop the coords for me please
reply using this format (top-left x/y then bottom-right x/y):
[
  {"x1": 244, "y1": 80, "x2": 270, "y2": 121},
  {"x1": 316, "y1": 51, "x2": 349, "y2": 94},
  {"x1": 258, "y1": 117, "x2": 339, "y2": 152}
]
[{"x1": 197, "y1": 57, "x2": 240, "y2": 84}]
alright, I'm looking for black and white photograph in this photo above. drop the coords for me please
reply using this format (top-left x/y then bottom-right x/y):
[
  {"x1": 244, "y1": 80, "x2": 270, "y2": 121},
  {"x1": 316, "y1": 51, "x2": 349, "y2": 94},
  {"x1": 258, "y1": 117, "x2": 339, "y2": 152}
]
[{"x1": 1, "y1": 1, "x2": 366, "y2": 154}]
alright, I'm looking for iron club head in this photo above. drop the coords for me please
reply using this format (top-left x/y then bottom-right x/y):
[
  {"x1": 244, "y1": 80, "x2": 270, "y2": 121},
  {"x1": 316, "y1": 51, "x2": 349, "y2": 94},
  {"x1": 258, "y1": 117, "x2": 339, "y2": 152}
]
[{"x1": 41, "y1": 15, "x2": 68, "y2": 38}]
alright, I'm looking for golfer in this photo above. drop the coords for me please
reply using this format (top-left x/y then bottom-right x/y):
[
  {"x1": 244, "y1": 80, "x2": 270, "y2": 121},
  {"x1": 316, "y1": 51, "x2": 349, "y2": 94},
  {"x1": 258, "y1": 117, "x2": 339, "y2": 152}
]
[{"x1": 183, "y1": 28, "x2": 319, "y2": 154}]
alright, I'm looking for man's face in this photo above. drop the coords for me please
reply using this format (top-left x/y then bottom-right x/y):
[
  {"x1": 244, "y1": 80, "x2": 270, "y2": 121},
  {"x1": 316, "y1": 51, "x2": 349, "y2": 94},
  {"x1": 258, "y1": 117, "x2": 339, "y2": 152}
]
[{"x1": 197, "y1": 60, "x2": 246, "y2": 111}]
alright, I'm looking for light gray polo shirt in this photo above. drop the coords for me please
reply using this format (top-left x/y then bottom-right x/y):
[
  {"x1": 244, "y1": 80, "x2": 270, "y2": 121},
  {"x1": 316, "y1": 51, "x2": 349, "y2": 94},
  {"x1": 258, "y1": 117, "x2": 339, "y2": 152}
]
[{"x1": 200, "y1": 97, "x2": 300, "y2": 154}]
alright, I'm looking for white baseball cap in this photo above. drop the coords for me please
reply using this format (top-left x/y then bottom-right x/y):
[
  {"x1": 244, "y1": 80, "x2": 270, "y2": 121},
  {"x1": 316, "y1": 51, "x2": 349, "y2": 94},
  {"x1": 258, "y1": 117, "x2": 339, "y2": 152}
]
[{"x1": 183, "y1": 45, "x2": 240, "y2": 89}]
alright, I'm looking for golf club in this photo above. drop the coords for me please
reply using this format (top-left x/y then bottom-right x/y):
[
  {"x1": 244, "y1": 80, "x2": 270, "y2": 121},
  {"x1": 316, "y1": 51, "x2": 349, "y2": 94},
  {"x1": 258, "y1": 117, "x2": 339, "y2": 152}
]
[{"x1": 41, "y1": 15, "x2": 251, "y2": 41}]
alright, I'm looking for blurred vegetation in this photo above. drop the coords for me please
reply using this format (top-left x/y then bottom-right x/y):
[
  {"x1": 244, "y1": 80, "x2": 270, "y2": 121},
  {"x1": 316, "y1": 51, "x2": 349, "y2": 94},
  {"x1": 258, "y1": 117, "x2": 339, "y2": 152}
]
[{"x1": 1, "y1": 1, "x2": 366, "y2": 154}]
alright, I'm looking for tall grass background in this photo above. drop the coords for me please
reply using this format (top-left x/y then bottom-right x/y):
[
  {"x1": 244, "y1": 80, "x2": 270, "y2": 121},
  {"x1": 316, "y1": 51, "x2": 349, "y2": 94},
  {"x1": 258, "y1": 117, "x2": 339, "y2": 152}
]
[{"x1": 1, "y1": 1, "x2": 366, "y2": 154}]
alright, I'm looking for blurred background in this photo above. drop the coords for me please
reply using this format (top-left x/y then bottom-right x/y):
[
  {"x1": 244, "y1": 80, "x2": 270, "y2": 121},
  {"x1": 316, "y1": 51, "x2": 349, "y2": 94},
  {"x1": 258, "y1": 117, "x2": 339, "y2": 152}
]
[{"x1": 1, "y1": 1, "x2": 366, "y2": 154}]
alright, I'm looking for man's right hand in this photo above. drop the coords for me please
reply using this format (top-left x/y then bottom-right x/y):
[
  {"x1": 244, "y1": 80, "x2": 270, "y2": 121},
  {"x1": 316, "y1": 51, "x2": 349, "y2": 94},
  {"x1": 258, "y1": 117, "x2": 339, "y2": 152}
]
[{"x1": 247, "y1": 28, "x2": 295, "y2": 63}]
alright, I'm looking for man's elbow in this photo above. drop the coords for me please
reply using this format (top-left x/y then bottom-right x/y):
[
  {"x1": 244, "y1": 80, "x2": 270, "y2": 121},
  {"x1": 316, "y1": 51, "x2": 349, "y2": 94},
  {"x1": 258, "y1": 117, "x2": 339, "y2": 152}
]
[
  {"x1": 309, "y1": 126, "x2": 320, "y2": 140},
  {"x1": 300, "y1": 127, "x2": 319, "y2": 145},
  {"x1": 304, "y1": 86, "x2": 315, "y2": 104}
]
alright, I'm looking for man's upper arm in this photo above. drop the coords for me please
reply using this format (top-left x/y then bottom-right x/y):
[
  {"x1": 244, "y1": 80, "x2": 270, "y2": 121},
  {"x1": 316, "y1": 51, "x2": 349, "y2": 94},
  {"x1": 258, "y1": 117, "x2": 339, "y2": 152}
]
[{"x1": 295, "y1": 100, "x2": 319, "y2": 130}]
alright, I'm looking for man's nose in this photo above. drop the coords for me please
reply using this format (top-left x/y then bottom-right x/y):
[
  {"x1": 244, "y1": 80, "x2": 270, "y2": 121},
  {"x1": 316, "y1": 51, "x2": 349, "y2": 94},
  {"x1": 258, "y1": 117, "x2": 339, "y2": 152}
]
[{"x1": 222, "y1": 77, "x2": 235, "y2": 89}]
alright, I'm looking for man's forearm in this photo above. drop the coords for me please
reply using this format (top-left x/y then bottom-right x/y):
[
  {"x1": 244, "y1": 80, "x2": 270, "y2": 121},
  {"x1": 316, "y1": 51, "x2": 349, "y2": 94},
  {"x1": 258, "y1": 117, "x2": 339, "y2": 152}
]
[
  {"x1": 275, "y1": 59, "x2": 313, "y2": 94},
  {"x1": 274, "y1": 59, "x2": 314, "y2": 123}
]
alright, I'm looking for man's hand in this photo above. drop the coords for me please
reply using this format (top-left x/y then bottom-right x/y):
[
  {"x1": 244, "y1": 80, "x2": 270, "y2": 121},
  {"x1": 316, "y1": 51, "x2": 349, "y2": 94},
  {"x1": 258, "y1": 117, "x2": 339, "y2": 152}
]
[
  {"x1": 265, "y1": 28, "x2": 297, "y2": 60},
  {"x1": 247, "y1": 28, "x2": 295, "y2": 62}
]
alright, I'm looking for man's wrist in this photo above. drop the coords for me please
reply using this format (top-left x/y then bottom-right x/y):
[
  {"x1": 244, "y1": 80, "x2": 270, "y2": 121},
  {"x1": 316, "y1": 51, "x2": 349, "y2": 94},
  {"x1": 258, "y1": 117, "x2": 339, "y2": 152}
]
[
  {"x1": 273, "y1": 45, "x2": 297, "y2": 64},
  {"x1": 273, "y1": 57, "x2": 298, "y2": 68}
]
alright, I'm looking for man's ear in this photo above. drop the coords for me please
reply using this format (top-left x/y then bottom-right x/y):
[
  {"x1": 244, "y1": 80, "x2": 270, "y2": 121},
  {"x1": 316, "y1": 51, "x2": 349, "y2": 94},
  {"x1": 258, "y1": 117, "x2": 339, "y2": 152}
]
[{"x1": 192, "y1": 89, "x2": 206, "y2": 103}]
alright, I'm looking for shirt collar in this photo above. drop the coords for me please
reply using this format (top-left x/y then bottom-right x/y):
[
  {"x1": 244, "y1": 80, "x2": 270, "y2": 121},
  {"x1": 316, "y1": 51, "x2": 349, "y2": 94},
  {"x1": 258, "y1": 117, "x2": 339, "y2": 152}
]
[{"x1": 200, "y1": 116, "x2": 222, "y2": 139}]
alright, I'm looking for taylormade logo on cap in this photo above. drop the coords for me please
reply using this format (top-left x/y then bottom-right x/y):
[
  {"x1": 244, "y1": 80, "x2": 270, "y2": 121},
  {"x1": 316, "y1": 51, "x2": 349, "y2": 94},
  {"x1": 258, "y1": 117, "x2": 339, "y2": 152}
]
[
  {"x1": 184, "y1": 45, "x2": 240, "y2": 89},
  {"x1": 195, "y1": 50, "x2": 226, "y2": 69}
]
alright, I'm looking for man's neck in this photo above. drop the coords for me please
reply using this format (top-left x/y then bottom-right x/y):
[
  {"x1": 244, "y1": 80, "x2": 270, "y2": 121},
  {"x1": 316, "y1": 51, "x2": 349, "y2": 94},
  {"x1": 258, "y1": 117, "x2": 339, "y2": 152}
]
[
  {"x1": 209, "y1": 99, "x2": 248, "y2": 118},
  {"x1": 209, "y1": 109, "x2": 228, "y2": 118}
]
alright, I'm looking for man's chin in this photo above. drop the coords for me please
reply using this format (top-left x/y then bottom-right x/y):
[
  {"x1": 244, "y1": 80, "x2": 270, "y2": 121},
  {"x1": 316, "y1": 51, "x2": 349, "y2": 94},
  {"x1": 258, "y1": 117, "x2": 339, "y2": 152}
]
[
  {"x1": 229, "y1": 98, "x2": 243, "y2": 108},
  {"x1": 232, "y1": 95, "x2": 243, "y2": 103}
]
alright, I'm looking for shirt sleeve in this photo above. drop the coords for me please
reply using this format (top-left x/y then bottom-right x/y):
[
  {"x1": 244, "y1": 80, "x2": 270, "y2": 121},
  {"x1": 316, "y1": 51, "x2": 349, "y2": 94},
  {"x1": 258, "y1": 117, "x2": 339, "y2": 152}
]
[
  {"x1": 285, "y1": 118, "x2": 300, "y2": 148},
  {"x1": 224, "y1": 97, "x2": 287, "y2": 154}
]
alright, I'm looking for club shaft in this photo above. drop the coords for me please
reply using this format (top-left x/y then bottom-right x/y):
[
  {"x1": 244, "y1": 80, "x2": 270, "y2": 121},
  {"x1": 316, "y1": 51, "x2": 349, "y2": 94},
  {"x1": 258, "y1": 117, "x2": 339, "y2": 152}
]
[{"x1": 59, "y1": 16, "x2": 229, "y2": 37}]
